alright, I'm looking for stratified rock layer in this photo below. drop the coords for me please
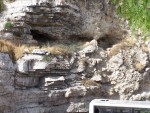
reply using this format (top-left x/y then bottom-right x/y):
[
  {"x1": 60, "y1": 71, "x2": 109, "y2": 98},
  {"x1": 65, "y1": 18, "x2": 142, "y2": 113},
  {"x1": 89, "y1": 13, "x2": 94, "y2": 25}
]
[
  {"x1": 0, "y1": 0, "x2": 150, "y2": 113},
  {"x1": 1, "y1": 0, "x2": 123, "y2": 41},
  {"x1": 0, "y1": 39, "x2": 150, "y2": 113}
]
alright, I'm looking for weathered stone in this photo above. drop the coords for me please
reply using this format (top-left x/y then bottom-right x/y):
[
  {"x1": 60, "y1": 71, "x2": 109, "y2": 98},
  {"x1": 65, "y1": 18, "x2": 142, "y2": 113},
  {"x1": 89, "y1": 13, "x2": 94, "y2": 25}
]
[
  {"x1": 0, "y1": 53, "x2": 14, "y2": 71},
  {"x1": 0, "y1": 0, "x2": 150, "y2": 112},
  {"x1": 41, "y1": 76, "x2": 66, "y2": 90},
  {"x1": 46, "y1": 90, "x2": 67, "y2": 106},
  {"x1": 15, "y1": 76, "x2": 39, "y2": 88},
  {"x1": 130, "y1": 92, "x2": 150, "y2": 101},
  {"x1": 13, "y1": 89, "x2": 48, "y2": 106},
  {"x1": 32, "y1": 49, "x2": 49, "y2": 55},
  {"x1": 65, "y1": 85, "x2": 103, "y2": 98},
  {"x1": 67, "y1": 102, "x2": 88, "y2": 113},
  {"x1": 109, "y1": 69, "x2": 142, "y2": 100},
  {"x1": 107, "y1": 52, "x2": 124, "y2": 71},
  {"x1": 1, "y1": 0, "x2": 123, "y2": 41},
  {"x1": 79, "y1": 40, "x2": 98, "y2": 56},
  {"x1": 33, "y1": 61, "x2": 49, "y2": 70},
  {"x1": 91, "y1": 72, "x2": 102, "y2": 82},
  {"x1": 65, "y1": 86, "x2": 87, "y2": 98},
  {"x1": 17, "y1": 54, "x2": 43, "y2": 73}
]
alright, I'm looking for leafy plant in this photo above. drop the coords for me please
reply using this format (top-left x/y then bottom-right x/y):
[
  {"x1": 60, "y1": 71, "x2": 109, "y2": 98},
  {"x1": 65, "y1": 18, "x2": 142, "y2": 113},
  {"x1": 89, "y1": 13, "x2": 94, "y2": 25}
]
[
  {"x1": 111, "y1": 0, "x2": 150, "y2": 37},
  {"x1": 4, "y1": 21, "x2": 14, "y2": 29}
]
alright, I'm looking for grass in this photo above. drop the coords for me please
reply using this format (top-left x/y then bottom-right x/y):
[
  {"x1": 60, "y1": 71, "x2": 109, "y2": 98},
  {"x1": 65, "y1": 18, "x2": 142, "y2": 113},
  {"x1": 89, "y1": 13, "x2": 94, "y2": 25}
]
[
  {"x1": 0, "y1": 40, "x2": 15, "y2": 60},
  {"x1": 0, "y1": 39, "x2": 83, "y2": 61},
  {"x1": 81, "y1": 79, "x2": 100, "y2": 87},
  {"x1": 4, "y1": 21, "x2": 14, "y2": 29},
  {"x1": 107, "y1": 37, "x2": 137, "y2": 57},
  {"x1": 43, "y1": 40, "x2": 83, "y2": 56},
  {"x1": 111, "y1": 0, "x2": 150, "y2": 37}
]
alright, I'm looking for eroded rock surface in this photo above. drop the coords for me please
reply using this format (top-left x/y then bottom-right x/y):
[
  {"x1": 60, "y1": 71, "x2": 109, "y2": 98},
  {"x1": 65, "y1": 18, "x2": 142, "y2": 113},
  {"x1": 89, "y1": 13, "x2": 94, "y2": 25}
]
[
  {"x1": 0, "y1": 0, "x2": 123, "y2": 42},
  {"x1": 0, "y1": 0, "x2": 150, "y2": 113},
  {"x1": 0, "y1": 38, "x2": 150, "y2": 113}
]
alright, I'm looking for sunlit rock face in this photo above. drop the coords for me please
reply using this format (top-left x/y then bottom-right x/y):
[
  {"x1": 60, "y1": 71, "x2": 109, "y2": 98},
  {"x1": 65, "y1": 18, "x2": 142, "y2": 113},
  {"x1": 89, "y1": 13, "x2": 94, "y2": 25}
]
[{"x1": 2, "y1": 0, "x2": 121, "y2": 40}]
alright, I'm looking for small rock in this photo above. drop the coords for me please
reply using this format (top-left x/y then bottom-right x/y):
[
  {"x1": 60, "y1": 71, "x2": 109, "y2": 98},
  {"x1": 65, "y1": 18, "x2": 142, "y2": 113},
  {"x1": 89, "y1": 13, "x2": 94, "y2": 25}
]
[
  {"x1": 79, "y1": 40, "x2": 98, "y2": 56},
  {"x1": 32, "y1": 49, "x2": 49, "y2": 55},
  {"x1": 65, "y1": 86, "x2": 87, "y2": 98},
  {"x1": 91, "y1": 73, "x2": 102, "y2": 82}
]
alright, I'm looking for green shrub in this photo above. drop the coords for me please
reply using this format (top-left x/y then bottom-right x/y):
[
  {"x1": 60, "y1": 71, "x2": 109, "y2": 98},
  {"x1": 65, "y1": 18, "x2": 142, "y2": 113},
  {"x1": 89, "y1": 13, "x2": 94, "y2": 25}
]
[
  {"x1": 4, "y1": 21, "x2": 14, "y2": 29},
  {"x1": 0, "y1": 0, "x2": 5, "y2": 12},
  {"x1": 111, "y1": 0, "x2": 150, "y2": 37}
]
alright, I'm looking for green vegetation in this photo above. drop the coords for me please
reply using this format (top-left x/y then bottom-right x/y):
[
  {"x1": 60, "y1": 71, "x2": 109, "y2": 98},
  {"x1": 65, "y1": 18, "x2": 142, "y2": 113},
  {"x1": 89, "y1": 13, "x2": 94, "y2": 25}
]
[
  {"x1": 4, "y1": 21, "x2": 14, "y2": 29},
  {"x1": 111, "y1": 0, "x2": 150, "y2": 37},
  {"x1": 0, "y1": 0, "x2": 5, "y2": 12}
]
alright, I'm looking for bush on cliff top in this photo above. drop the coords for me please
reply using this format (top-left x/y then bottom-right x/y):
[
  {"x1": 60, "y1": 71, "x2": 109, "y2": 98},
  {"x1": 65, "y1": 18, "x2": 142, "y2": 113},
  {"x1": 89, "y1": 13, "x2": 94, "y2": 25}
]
[{"x1": 112, "y1": 0, "x2": 150, "y2": 37}]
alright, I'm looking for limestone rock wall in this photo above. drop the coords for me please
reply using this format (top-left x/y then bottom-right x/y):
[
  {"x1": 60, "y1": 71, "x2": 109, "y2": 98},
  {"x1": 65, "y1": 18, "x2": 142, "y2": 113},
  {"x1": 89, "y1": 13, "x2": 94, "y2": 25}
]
[
  {"x1": 0, "y1": 0, "x2": 150, "y2": 113},
  {"x1": 1, "y1": 0, "x2": 122, "y2": 40},
  {"x1": 0, "y1": 39, "x2": 150, "y2": 113}
]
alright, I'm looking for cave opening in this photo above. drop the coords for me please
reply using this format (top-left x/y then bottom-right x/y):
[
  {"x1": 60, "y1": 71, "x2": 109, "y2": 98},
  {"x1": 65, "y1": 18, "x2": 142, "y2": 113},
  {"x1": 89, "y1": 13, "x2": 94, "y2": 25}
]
[
  {"x1": 97, "y1": 35, "x2": 120, "y2": 50},
  {"x1": 30, "y1": 30, "x2": 56, "y2": 45},
  {"x1": 30, "y1": 30, "x2": 92, "y2": 47}
]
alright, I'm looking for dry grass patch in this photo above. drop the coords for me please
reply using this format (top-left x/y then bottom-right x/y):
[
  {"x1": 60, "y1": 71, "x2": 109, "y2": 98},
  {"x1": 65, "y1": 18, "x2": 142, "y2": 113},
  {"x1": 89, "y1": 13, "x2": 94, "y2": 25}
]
[
  {"x1": 0, "y1": 40, "x2": 15, "y2": 53},
  {"x1": 0, "y1": 40, "x2": 16, "y2": 60},
  {"x1": 81, "y1": 79, "x2": 100, "y2": 87},
  {"x1": 42, "y1": 42, "x2": 82, "y2": 56},
  {"x1": 107, "y1": 38, "x2": 137, "y2": 57},
  {"x1": 0, "y1": 39, "x2": 84, "y2": 61},
  {"x1": 107, "y1": 41, "x2": 127, "y2": 57}
]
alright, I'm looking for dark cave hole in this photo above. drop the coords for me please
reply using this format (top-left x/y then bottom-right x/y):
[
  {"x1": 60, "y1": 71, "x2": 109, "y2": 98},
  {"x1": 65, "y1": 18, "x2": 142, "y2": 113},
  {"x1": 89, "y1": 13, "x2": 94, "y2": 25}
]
[
  {"x1": 98, "y1": 35, "x2": 120, "y2": 50},
  {"x1": 30, "y1": 31, "x2": 92, "y2": 46},
  {"x1": 70, "y1": 35, "x2": 92, "y2": 42},
  {"x1": 30, "y1": 30, "x2": 120, "y2": 50},
  {"x1": 30, "y1": 30, "x2": 56, "y2": 45}
]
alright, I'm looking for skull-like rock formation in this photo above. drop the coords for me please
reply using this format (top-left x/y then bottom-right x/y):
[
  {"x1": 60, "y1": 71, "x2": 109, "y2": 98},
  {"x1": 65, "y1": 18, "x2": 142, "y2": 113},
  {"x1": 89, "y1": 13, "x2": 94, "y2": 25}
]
[{"x1": 1, "y1": 0, "x2": 122, "y2": 41}]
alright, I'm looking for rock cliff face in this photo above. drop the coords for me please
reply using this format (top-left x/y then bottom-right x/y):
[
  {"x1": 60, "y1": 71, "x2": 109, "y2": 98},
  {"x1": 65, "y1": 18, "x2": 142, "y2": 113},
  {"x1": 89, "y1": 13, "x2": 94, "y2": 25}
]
[
  {"x1": 0, "y1": 0, "x2": 150, "y2": 113},
  {"x1": 1, "y1": 0, "x2": 123, "y2": 41},
  {"x1": 1, "y1": 38, "x2": 150, "y2": 113}
]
